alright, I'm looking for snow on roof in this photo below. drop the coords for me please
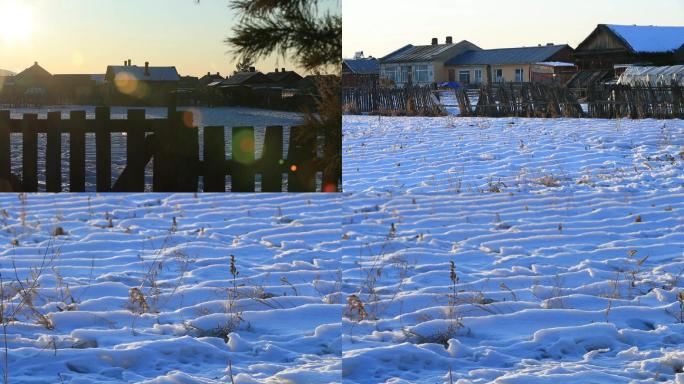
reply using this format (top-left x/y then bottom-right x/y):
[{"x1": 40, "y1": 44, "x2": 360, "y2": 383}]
[
  {"x1": 106, "y1": 65, "x2": 180, "y2": 82},
  {"x1": 606, "y1": 24, "x2": 684, "y2": 53},
  {"x1": 535, "y1": 61, "x2": 575, "y2": 67}
]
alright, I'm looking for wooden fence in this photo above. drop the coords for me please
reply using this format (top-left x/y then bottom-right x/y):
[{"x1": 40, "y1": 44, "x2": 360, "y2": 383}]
[
  {"x1": 342, "y1": 86, "x2": 445, "y2": 116},
  {"x1": 586, "y1": 83, "x2": 684, "y2": 119},
  {"x1": 456, "y1": 83, "x2": 584, "y2": 118},
  {"x1": 0, "y1": 107, "x2": 340, "y2": 193}
]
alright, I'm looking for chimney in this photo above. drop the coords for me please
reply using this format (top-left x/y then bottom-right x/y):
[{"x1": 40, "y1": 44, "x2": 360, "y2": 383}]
[
  {"x1": 275, "y1": 68, "x2": 279, "y2": 73},
  {"x1": 249, "y1": 66, "x2": 256, "y2": 72},
  {"x1": 127, "y1": 59, "x2": 131, "y2": 66},
  {"x1": 431, "y1": 38, "x2": 438, "y2": 45},
  {"x1": 282, "y1": 67, "x2": 286, "y2": 72},
  {"x1": 125, "y1": 60, "x2": 128, "y2": 66},
  {"x1": 446, "y1": 36, "x2": 453, "y2": 44},
  {"x1": 207, "y1": 72, "x2": 210, "y2": 76},
  {"x1": 546, "y1": 43, "x2": 553, "y2": 46},
  {"x1": 216, "y1": 72, "x2": 220, "y2": 76},
  {"x1": 144, "y1": 62, "x2": 150, "y2": 76}
]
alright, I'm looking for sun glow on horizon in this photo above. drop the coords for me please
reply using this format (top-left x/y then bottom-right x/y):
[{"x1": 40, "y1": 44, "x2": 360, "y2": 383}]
[{"x1": 0, "y1": 0, "x2": 34, "y2": 46}]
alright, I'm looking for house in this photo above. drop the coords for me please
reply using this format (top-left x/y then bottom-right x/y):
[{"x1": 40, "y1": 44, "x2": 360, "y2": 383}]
[
  {"x1": 53, "y1": 74, "x2": 104, "y2": 104},
  {"x1": 444, "y1": 44, "x2": 574, "y2": 85},
  {"x1": 266, "y1": 68, "x2": 303, "y2": 89},
  {"x1": 105, "y1": 60, "x2": 180, "y2": 106},
  {"x1": 379, "y1": 37, "x2": 481, "y2": 87},
  {"x1": 342, "y1": 56, "x2": 379, "y2": 88},
  {"x1": 199, "y1": 72, "x2": 224, "y2": 86},
  {"x1": 217, "y1": 69, "x2": 281, "y2": 108},
  {"x1": 574, "y1": 24, "x2": 684, "y2": 70},
  {"x1": 11, "y1": 62, "x2": 54, "y2": 105}
]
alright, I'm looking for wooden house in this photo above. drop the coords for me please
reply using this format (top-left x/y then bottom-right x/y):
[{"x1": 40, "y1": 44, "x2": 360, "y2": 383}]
[
  {"x1": 199, "y1": 72, "x2": 224, "y2": 86},
  {"x1": 379, "y1": 37, "x2": 481, "y2": 87},
  {"x1": 342, "y1": 57, "x2": 379, "y2": 88},
  {"x1": 217, "y1": 70, "x2": 281, "y2": 108},
  {"x1": 574, "y1": 24, "x2": 684, "y2": 70},
  {"x1": 266, "y1": 68, "x2": 303, "y2": 89},
  {"x1": 53, "y1": 74, "x2": 104, "y2": 105},
  {"x1": 444, "y1": 44, "x2": 574, "y2": 85},
  {"x1": 105, "y1": 61, "x2": 180, "y2": 106},
  {"x1": 11, "y1": 62, "x2": 54, "y2": 105}
]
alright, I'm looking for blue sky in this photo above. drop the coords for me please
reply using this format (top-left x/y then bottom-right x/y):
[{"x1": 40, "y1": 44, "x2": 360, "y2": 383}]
[
  {"x1": 2, "y1": 0, "x2": 340, "y2": 76},
  {"x1": 343, "y1": 0, "x2": 684, "y2": 58}
]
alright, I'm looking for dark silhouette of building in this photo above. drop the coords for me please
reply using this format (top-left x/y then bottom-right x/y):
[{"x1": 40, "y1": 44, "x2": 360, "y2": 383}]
[{"x1": 105, "y1": 60, "x2": 180, "y2": 106}]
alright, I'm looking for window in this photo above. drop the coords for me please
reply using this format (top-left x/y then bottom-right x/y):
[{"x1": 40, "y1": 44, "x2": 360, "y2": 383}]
[
  {"x1": 515, "y1": 68, "x2": 524, "y2": 82},
  {"x1": 458, "y1": 70, "x2": 470, "y2": 84},
  {"x1": 493, "y1": 68, "x2": 503, "y2": 83},
  {"x1": 400, "y1": 66, "x2": 411, "y2": 83},
  {"x1": 414, "y1": 65, "x2": 429, "y2": 83},
  {"x1": 384, "y1": 66, "x2": 397, "y2": 83},
  {"x1": 474, "y1": 69, "x2": 483, "y2": 84}
]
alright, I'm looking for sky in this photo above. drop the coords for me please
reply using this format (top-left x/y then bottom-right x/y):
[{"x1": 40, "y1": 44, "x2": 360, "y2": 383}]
[
  {"x1": 343, "y1": 0, "x2": 684, "y2": 59},
  {"x1": 0, "y1": 0, "x2": 340, "y2": 77}
]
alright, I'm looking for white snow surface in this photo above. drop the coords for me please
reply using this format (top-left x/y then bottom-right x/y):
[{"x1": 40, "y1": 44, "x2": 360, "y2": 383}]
[
  {"x1": 0, "y1": 193, "x2": 341, "y2": 383},
  {"x1": 343, "y1": 116, "x2": 684, "y2": 194},
  {"x1": 342, "y1": 191, "x2": 684, "y2": 383}
]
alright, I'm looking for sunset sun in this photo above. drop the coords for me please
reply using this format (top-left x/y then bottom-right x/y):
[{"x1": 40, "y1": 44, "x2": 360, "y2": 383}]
[{"x1": 0, "y1": 1, "x2": 33, "y2": 45}]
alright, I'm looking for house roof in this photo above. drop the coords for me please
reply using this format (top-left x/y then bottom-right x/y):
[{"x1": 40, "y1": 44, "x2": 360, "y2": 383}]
[
  {"x1": 106, "y1": 65, "x2": 180, "y2": 82},
  {"x1": 265, "y1": 71, "x2": 303, "y2": 86},
  {"x1": 15, "y1": 62, "x2": 52, "y2": 80},
  {"x1": 605, "y1": 24, "x2": 684, "y2": 53},
  {"x1": 220, "y1": 71, "x2": 274, "y2": 87},
  {"x1": 343, "y1": 58, "x2": 379, "y2": 74},
  {"x1": 381, "y1": 42, "x2": 472, "y2": 63},
  {"x1": 53, "y1": 74, "x2": 105, "y2": 86},
  {"x1": 446, "y1": 45, "x2": 570, "y2": 66}
]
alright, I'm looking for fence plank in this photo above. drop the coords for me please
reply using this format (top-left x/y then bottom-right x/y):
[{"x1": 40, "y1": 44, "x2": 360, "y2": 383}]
[
  {"x1": 0, "y1": 111, "x2": 9, "y2": 187},
  {"x1": 152, "y1": 111, "x2": 177, "y2": 192},
  {"x1": 95, "y1": 107, "x2": 111, "y2": 192},
  {"x1": 46, "y1": 112, "x2": 62, "y2": 192},
  {"x1": 203, "y1": 126, "x2": 226, "y2": 192},
  {"x1": 126, "y1": 109, "x2": 146, "y2": 191},
  {"x1": 261, "y1": 126, "x2": 284, "y2": 192},
  {"x1": 176, "y1": 114, "x2": 199, "y2": 192},
  {"x1": 231, "y1": 126, "x2": 255, "y2": 192},
  {"x1": 22, "y1": 114, "x2": 38, "y2": 192},
  {"x1": 322, "y1": 125, "x2": 341, "y2": 192},
  {"x1": 287, "y1": 126, "x2": 316, "y2": 192},
  {"x1": 69, "y1": 111, "x2": 86, "y2": 192}
]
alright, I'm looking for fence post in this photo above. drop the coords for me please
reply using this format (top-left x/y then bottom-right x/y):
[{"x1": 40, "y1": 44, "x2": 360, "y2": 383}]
[
  {"x1": 287, "y1": 126, "x2": 316, "y2": 192},
  {"x1": 231, "y1": 126, "x2": 255, "y2": 192},
  {"x1": 0, "y1": 111, "x2": 9, "y2": 188},
  {"x1": 126, "y1": 109, "x2": 146, "y2": 191},
  {"x1": 46, "y1": 112, "x2": 62, "y2": 192},
  {"x1": 261, "y1": 126, "x2": 284, "y2": 192},
  {"x1": 203, "y1": 126, "x2": 225, "y2": 192},
  {"x1": 69, "y1": 111, "x2": 87, "y2": 192},
  {"x1": 95, "y1": 106, "x2": 111, "y2": 192},
  {"x1": 22, "y1": 114, "x2": 38, "y2": 192}
]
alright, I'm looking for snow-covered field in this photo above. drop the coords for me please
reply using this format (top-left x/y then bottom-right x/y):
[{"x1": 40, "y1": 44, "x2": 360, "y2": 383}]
[
  {"x1": 343, "y1": 116, "x2": 684, "y2": 194},
  {"x1": 341, "y1": 115, "x2": 684, "y2": 383},
  {"x1": 342, "y1": 191, "x2": 684, "y2": 383},
  {"x1": 6, "y1": 106, "x2": 303, "y2": 191},
  {"x1": 0, "y1": 193, "x2": 341, "y2": 383}
]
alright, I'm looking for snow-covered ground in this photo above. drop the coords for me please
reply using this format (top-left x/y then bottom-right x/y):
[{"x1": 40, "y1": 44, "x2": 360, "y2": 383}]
[
  {"x1": 343, "y1": 116, "x2": 684, "y2": 194},
  {"x1": 6, "y1": 106, "x2": 303, "y2": 191},
  {"x1": 341, "y1": 115, "x2": 684, "y2": 383},
  {"x1": 342, "y1": 191, "x2": 684, "y2": 383},
  {"x1": 0, "y1": 193, "x2": 341, "y2": 383}
]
